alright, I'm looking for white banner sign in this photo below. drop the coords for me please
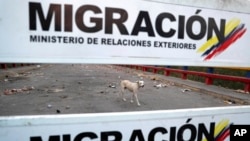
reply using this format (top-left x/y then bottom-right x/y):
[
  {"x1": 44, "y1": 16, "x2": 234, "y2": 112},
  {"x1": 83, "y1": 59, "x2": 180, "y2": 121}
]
[
  {"x1": 0, "y1": 0, "x2": 250, "y2": 67},
  {"x1": 1, "y1": 106, "x2": 250, "y2": 141}
]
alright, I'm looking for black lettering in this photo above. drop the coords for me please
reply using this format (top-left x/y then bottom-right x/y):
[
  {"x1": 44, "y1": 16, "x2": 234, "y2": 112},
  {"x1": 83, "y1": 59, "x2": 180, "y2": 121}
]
[
  {"x1": 148, "y1": 127, "x2": 167, "y2": 141},
  {"x1": 130, "y1": 130, "x2": 145, "y2": 141},
  {"x1": 75, "y1": 5, "x2": 102, "y2": 33},
  {"x1": 156, "y1": 13, "x2": 176, "y2": 37},
  {"x1": 178, "y1": 15, "x2": 185, "y2": 39},
  {"x1": 101, "y1": 131, "x2": 122, "y2": 141},
  {"x1": 41, "y1": 36, "x2": 48, "y2": 42},
  {"x1": 63, "y1": 135, "x2": 71, "y2": 141},
  {"x1": 78, "y1": 37, "x2": 84, "y2": 43},
  {"x1": 30, "y1": 135, "x2": 60, "y2": 141},
  {"x1": 69, "y1": 37, "x2": 74, "y2": 43},
  {"x1": 74, "y1": 132, "x2": 97, "y2": 141},
  {"x1": 30, "y1": 137, "x2": 42, "y2": 141},
  {"x1": 197, "y1": 123, "x2": 215, "y2": 141},
  {"x1": 186, "y1": 15, "x2": 206, "y2": 40},
  {"x1": 207, "y1": 18, "x2": 226, "y2": 42},
  {"x1": 105, "y1": 8, "x2": 129, "y2": 35},
  {"x1": 170, "y1": 127, "x2": 177, "y2": 141},
  {"x1": 30, "y1": 35, "x2": 38, "y2": 42},
  {"x1": 192, "y1": 44, "x2": 196, "y2": 49},
  {"x1": 52, "y1": 36, "x2": 56, "y2": 43},
  {"x1": 131, "y1": 11, "x2": 155, "y2": 37},
  {"x1": 29, "y1": 2, "x2": 61, "y2": 31},
  {"x1": 64, "y1": 5, "x2": 73, "y2": 32},
  {"x1": 177, "y1": 124, "x2": 197, "y2": 141}
]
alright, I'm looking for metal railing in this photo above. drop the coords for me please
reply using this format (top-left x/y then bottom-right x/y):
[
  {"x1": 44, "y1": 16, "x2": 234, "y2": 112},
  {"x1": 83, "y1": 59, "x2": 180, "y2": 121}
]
[{"x1": 122, "y1": 65, "x2": 250, "y2": 92}]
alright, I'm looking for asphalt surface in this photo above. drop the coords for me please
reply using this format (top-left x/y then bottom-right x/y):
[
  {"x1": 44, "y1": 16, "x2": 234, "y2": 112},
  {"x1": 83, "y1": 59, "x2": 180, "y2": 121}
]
[{"x1": 0, "y1": 64, "x2": 249, "y2": 116}]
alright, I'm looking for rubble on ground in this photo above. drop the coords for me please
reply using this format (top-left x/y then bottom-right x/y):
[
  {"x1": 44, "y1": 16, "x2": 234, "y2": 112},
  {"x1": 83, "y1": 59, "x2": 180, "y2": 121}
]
[{"x1": 4, "y1": 86, "x2": 35, "y2": 95}]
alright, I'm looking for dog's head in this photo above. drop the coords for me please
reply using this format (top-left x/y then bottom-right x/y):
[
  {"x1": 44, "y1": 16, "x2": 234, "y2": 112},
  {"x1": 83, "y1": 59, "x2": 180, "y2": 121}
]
[{"x1": 136, "y1": 80, "x2": 145, "y2": 88}]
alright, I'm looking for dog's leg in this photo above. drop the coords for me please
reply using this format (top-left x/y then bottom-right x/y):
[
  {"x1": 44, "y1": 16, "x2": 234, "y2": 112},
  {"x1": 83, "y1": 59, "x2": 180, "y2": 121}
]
[
  {"x1": 121, "y1": 88, "x2": 126, "y2": 101},
  {"x1": 130, "y1": 94, "x2": 134, "y2": 103},
  {"x1": 134, "y1": 93, "x2": 141, "y2": 106}
]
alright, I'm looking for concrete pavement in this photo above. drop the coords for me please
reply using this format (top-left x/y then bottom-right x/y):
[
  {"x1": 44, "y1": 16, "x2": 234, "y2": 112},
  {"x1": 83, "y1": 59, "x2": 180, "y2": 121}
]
[{"x1": 1, "y1": 64, "x2": 250, "y2": 105}]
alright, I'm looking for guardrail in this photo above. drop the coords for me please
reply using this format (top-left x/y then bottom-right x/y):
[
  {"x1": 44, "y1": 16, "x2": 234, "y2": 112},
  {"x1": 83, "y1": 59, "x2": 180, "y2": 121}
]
[
  {"x1": 0, "y1": 63, "x2": 33, "y2": 69},
  {"x1": 122, "y1": 65, "x2": 250, "y2": 93}
]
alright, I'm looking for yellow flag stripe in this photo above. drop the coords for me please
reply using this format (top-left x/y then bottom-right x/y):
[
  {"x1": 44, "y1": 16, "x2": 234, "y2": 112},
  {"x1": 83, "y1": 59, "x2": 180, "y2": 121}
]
[
  {"x1": 197, "y1": 18, "x2": 241, "y2": 53},
  {"x1": 202, "y1": 119, "x2": 230, "y2": 141}
]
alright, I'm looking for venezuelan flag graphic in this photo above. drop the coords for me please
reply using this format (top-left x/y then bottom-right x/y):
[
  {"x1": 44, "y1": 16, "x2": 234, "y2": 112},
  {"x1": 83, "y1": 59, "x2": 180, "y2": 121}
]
[
  {"x1": 197, "y1": 18, "x2": 247, "y2": 61},
  {"x1": 202, "y1": 119, "x2": 232, "y2": 141}
]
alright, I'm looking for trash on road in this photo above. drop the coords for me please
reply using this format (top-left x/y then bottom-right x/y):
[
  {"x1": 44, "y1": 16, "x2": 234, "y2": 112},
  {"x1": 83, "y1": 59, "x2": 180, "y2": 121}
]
[
  {"x1": 181, "y1": 88, "x2": 191, "y2": 93},
  {"x1": 150, "y1": 76, "x2": 160, "y2": 81},
  {"x1": 224, "y1": 100, "x2": 236, "y2": 104},
  {"x1": 154, "y1": 83, "x2": 168, "y2": 89},
  {"x1": 235, "y1": 89, "x2": 249, "y2": 94},
  {"x1": 56, "y1": 109, "x2": 61, "y2": 114},
  {"x1": 47, "y1": 88, "x2": 64, "y2": 93},
  {"x1": 59, "y1": 95, "x2": 68, "y2": 99},
  {"x1": 108, "y1": 82, "x2": 116, "y2": 88},
  {"x1": 4, "y1": 86, "x2": 35, "y2": 95},
  {"x1": 47, "y1": 104, "x2": 52, "y2": 108}
]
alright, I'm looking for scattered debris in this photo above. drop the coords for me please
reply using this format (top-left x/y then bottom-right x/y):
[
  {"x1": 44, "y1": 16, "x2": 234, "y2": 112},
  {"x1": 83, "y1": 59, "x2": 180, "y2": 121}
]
[
  {"x1": 4, "y1": 86, "x2": 35, "y2": 95},
  {"x1": 35, "y1": 73, "x2": 44, "y2": 76},
  {"x1": 224, "y1": 100, "x2": 236, "y2": 105},
  {"x1": 47, "y1": 88, "x2": 64, "y2": 93},
  {"x1": 150, "y1": 76, "x2": 159, "y2": 81},
  {"x1": 181, "y1": 88, "x2": 191, "y2": 93},
  {"x1": 108, "y1": 82, "x2": 116, "y2": 88},
  {"x1": 235, "y1": 89, "x2": 249, "y2": 94},
  {"x1": 59, "y1": 95, "x2": 68, "y2": 99},
  {"x1": 154, "y1": 83, "x2": 168, "y2": 89},
  {"x1": 137, "y1": 73, "x2": 145, "y2": 78},
  {"x1": 22, "y1": 86, "x2": 35, "y2": 91},
  {"x1": 18, "y1": 72, "x2": 32, "y2": 77},
  {"x1": 5, "y1": 71, "x2": 19, "y2": 78},
  {"x1": 47, "y1": 104, "x2": 52, "y2": 108},
  {"x1": 170, "y1": 82, "x2": 175, "y2": 86},
  {"x1": 56, "y1": 109, "x2": 61, "y2": 113}
]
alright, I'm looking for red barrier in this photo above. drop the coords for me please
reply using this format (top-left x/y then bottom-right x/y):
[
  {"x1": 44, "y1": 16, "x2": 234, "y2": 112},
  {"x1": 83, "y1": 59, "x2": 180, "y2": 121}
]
[
  {"x1": 1, "y1": 64, "x2": 7, "y2": 69},
  {"x1": 124, "y1": 65, "x2": 250, "y2": 92},
  {"x1": 0, "y1": 64, "x2": 34, "y2": 69}
]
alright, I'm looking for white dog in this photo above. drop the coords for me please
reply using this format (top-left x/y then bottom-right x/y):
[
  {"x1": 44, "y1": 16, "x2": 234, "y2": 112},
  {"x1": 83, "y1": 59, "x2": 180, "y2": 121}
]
[{"x1": 120, "y1": 80, "x2": 144, "y2": 106}]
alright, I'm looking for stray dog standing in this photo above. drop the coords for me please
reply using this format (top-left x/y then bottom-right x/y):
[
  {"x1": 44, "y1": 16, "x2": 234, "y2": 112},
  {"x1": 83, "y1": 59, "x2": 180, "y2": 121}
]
[{"x1": 120, "y1": 80, "x2": 144, "y2": 106}]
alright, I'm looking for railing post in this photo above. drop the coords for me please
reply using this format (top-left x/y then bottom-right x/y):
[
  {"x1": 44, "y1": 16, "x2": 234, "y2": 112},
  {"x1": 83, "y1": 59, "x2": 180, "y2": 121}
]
[
  {"x1": 182, "y1": 66, "x2": 188, "y2": 79},
  {"x1": 153, "y1": 67, "x2": 157, "y2": 73},
  {"x1": 1, "y1": 64, "x2": 7, "y2": 69},
  {"x1": 165, "y1": 66, "x2": 170, "y2": 76},
  {"x1": 205, "y1": 67, "x2": 214, "y2": 85},
  {"x1": 244, "y1": 71, "x2": 250, "y2": 92}
]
